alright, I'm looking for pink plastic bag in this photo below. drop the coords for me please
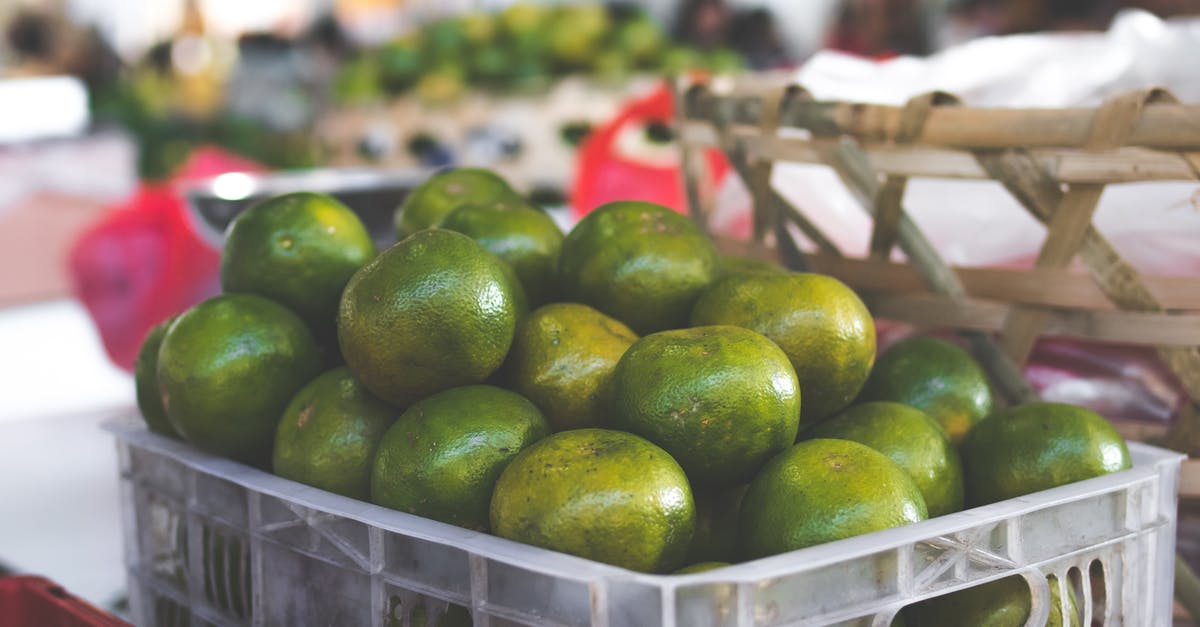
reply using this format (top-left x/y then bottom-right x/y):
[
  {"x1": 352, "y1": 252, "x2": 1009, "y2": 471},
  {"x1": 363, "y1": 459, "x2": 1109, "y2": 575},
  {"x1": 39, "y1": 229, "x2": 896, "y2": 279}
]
[{"x1": 68, "y1": 147, "x2": 262, "y2": 371}]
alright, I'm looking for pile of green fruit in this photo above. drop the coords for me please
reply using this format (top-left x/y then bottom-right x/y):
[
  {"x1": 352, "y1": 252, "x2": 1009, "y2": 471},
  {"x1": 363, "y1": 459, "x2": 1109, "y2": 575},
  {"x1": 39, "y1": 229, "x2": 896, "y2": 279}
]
[
  {"x1": 333, "y1": 3, "x2": 743, "y2": 105},
  {"x1": 135, "y1": 167, "x2": 1130, "y2": 624}
]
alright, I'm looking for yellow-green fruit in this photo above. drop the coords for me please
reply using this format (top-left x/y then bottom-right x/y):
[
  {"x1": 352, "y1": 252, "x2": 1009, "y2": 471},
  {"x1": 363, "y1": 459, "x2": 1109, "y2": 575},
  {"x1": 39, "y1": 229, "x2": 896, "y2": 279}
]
[
  {"x1": 504, "y1": 303, "x2": 638, "y2": 431},
  {"x1": 371, "y1": 385, "x2": 549, "y2": 530},
  {"x1": 740, "y1": 439, "x2": 927, "y2": 559},
  {"x1": 859, "y1": 336, "x2": 994, "y2": 444},
  {"x1": 718, "y1": 255, "x2": 786, "y2": 278},
  {"x1": 905, "y1": 575, "x2": 1077, "y2": 626},
  {"x1": 674, "y1": 562, "x2": 730, "y2": 574},
  {"x1": 691, "y1": 272, "x2": 875, "y2": 426},
  {"x1": 157, "y1": 294, "x2": 321, "y2": 465},
  {"x1": 136, "y1": 316, "x2": 178, "y2": 437},
  {"x1": 490, "y1": 428, "x2": 695, "y2": 573},
  {"x1": 612, "y1": 325, "x2": 800, "y2": 487},
  {"x1": 441, "y1": 197, "x2": 564, "y2": 306},
  {"x1": 806, "y1": 402, "x2": 964, "y2": 517},
  {"x1": 686, "y1": 484, "x2": 746, "y2": 564},
  {"x1": 337, "y1": 229, "x2": 524, "y2": 407},
  {"x1": 559, "y1": 200, "x2": 719, "y2": 334},
  {"x1": 961, "y1": 402, "x2": 1131, "y2": 506},
  {"x1": 272, "y1": 367, "x2": 395, "y2": 500},
  {"x1": 220, "y1": 192, "x2": 376, "y2": 340},
  {"x1": 394, "y1": 168, "x2": 519, "y2": 239}
]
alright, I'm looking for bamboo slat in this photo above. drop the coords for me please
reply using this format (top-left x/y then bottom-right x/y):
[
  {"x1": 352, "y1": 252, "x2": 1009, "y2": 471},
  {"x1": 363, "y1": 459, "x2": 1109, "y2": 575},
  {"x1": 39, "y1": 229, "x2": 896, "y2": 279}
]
[
  {"x1": 684, "y1": 90, "x2": 1200, "y2": 149},
  {"x1": 679, "y1": 122, "x2": 1200, "y2": 183}
]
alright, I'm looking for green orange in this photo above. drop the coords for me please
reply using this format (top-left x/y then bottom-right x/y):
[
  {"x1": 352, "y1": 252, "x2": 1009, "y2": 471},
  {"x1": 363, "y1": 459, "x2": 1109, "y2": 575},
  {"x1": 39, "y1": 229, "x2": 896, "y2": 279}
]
[
  {"x1": 220, "y1": 191, "x2": 375, "y2": 339},
  {"x1": 490, "y1": 428, "x2": 694, "y2": 573},
  {"x1": 859, "y1": 336, "x2": 994, "y2": 444},
  {"x1": 157, "y1": 294, "x2": 321, "y2": 464},
  {"x1": 272, "y1": 367, "x2": 395, "y2": 500},
  {"x1": 691, "y1": 272, "x2": 876, "y2": 426},
  {"x1": 394, "y1": 168, "x2": 520, "y2": 239},
  {"x1": 740, "y1": 439, "x2": 927, "y2": 559},
  {"x1": 504, "y1": 303, "x2": 638, "y2": 431},
  {"x1": 961, "y1": 402, "x2": 1131, "y2": 506},
  {"x1": 674, "y1": 562, "x2": 729, "y2": 574},
  {"x1": 905, "y1": 575, "x2": 1077, "y2": 626},
  {"x1": 559, "y1": 200, "x2": 719, "y2": 334},
  {"x1": 441, "y1": 197, "x2": 563, "y2": 305},
  {"x1": 611, "y1": 325, "x2": 801, "y2": 487},
  {"x1": 371, "y1": 385, "x2": 549, "y2": 530},
  {"x1": 135, "y1": 316, "x2": 179, "y2": 437},
  {"x1": 337, "y1": 229, "x2": 525, "y2": 407},
  {"x1": 806, "y1": 401, "x2": 964, "y2": 517}
]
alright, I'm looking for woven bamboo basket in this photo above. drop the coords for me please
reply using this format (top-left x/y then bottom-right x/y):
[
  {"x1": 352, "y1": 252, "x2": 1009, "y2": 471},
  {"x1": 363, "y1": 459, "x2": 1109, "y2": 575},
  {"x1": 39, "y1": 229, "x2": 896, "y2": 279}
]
[{"x1": 675, "y1": 76, "x2": 1200, "y2": 484}]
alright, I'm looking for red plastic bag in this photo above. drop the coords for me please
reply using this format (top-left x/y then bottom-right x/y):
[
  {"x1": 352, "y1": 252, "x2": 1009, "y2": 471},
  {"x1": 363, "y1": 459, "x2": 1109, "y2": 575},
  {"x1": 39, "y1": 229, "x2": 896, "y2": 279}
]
[
  {"x1": 0, "y1": 576, "x2": 128, "y2": 627},
  {"x1": 68, "y1": 147, "x2": 262, "y2": 371},
  {"x1": 571, "y1": 83, "x2": 730, "y2": 220}
]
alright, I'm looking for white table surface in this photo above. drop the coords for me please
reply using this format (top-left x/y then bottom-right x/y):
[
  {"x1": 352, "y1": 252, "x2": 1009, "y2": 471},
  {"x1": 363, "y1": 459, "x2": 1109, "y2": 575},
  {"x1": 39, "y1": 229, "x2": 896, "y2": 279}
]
[{"x1": 0, "y1": 298, "x2": 133, "y2": 610}]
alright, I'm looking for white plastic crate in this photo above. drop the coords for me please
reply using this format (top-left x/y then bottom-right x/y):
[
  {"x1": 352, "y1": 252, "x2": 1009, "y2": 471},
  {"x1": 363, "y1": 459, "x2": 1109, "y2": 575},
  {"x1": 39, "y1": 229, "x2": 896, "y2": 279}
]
[{"x1": 108, "y1": 416, "x2": 1183, "y2": 626}]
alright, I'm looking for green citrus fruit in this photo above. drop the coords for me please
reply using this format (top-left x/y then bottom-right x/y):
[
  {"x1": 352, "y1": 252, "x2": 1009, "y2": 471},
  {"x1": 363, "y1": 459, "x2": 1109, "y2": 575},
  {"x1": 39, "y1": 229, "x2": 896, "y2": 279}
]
[
  {"x1": 740, "y1": 439, "x2": 927, "y2": 559},
  {"x1": 559, "y1": 200, "x2": 719, "y2": 334},
  {"x1": 718, "y1": 255, "x2": 786, "y2": 277},
  {"x1": 905, "y1": 574, "x2": 1077, "y2": 626},
  {"x1": 272, "y1": 367, "x2": 395, "y2": 500},
  {"x1": 394, "y1": 168, "x2": 520, "y2": 239},
  {"x1": 961, "y1": 401, "x2": 1131, "y2": 506},
  {"x1": 157, "y1": 294, "x2": 321, "y2": 464},
  {"x1": 674, "y1": 562, "x2": 730, "y2": 574},
  {"x1": 136, "y1": 316, "x2": 179, "y2": 437},
  {"x1": 504, "y1": 303, "x2": 637, "y2": 431},
  {"x1": 612, "y1": 325, "x2": 800, "y2": 487},
  {"x1": 220, "y1": 191, "x2": 375, "y2": 340},
  {"x1": 337, "y1": 229, "x2": 524, "y2": 407},
  {"x1": 691, "y1": 272, "x2": 876, "y2": 427},
  {"x1": 500, "y1": 2, "x2": 549, "y2": 37},
  {"x1": 490, "y1": 428, "x2": 695, "y2": 573},
  {"x1": 615, "y1": 16, "x2": 664, "y2": 65},
  {"x1": 441, "y1": 197, "x2": 563, "y2": 306},
  {"x1": 806, "y1": 401, "x2": 964, "y2": 517},
  {"x1": 859, "y1": 336, "x2": 994, "y2": 444},
  {"x1": 371, "y1": 385, "x2": 549, "y2": 530}
]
